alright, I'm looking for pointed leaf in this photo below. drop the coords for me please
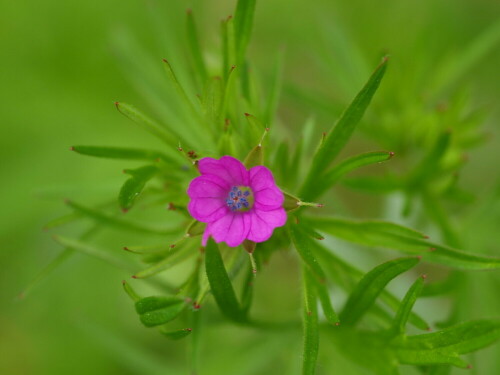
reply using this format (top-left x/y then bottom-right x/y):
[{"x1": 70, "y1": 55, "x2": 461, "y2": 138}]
[
  {"x1": 71, "y1": 145, "x2": 171, "y2": 162},
  {"x1": 122, "y1": 280, "x2": 141, "y2": 302},
  {"x1": 204, "y1": 239, "x2": 244, "y2": 323},
  {"x1": 309, "y1": 151, "x2": 394, "y2": 200},
  {"x1": 396, "y1": 320, "x2": 500, "y2": 368},
  {"x1": 233, "y1": 0, "x2": 256, "y2": 65},
  {"x1": 340, "y1": 257, "x2": 420, "y2": 326},
  {"x1": 302, "y1": 265, "x2": 319, "y2": 375},
  {"x1": 119, "y1": 166, "x2": 158, "y2": 211},
  {"x1": 300, "y1": 57, "x2": 388, "y2": 200},
  {"x1": 186, "y1": 9, "x2": 208, "y2": 84},
  {"x1": 135, "y1": 296, "x2": 185, "y2": 327},
  {"x1": 391, "y1": 276, "x2": 425, "y2": 335}
]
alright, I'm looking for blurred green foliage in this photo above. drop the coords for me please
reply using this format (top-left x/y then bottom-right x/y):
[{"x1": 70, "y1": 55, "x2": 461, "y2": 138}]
[{"x1": 1, "y1": 0, "x2": 500, "y2": 374}]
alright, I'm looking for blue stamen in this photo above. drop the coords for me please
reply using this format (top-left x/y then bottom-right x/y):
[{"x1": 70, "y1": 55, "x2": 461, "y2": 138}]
[{"x1": 226, "y1": 186, "x2": 254, "y2": 212}]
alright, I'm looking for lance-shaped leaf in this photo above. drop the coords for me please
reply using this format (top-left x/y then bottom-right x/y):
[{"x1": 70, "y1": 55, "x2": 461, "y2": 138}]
[
  {"x1": 391, "y1": 276, "x2": 425, "y2": 335},
  {"x1": 135, "y1": 296, "x2": 186, "y2": 327},
  {"x1": 66, "y1": 200, "x2": 178, "y2": 235},
  {"x1": 115, "y1": 102, "x2": 185, "y2": 148},
  {"x1": 122, "y1": 280, "x2": 141, "y2": 302},
  {"x1": 302, "y1": 265, "x2": 319, "y2": 375},
  {"x1": 395, "y1": 320, "x2": 500, "y2": 368},
  {"x1": 204, "y1": 239, "x2": 244, "y2": 323},
  {"x1": 308, "y1": 151, "x2": 394, "y2": 200},
  {"x1": 300, "y1": 57, "x2": 388, "y2": 200},
  {"x1": 308, "y1": 216, "x2": 500, "y2": 269},
  {"x1": 159, "y1": 328, "x2": 193, "y2": 340},
  {"x1": 340, "y1": 257, "x2": 420, "y2": 326},
  {"x1": 311, "y1": 239, "x2": 429, "y2": 330},
  {"x1": 71, "y1": 145, "x2": 171, "y2": 162},
  {"x1": 287, "y1": 223, "x2": 327, "y2": 281},
  {"x1": 119, "y1": 166, "x2": 159, "y2": 211},
  {"x1": 233, "y1": 0, "x2": 256, "y2": 66}
]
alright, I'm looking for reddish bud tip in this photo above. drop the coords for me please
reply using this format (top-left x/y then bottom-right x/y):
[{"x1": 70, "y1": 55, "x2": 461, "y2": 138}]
[
  {"x1": 307, "y1": 311, "x2": 312, "y2": 316},
  {"x1": 417, "y1": 255, "x2": 422, "y2": 260},
  {"x1": 123, "y1": 247, "x2": 129, "y2": 251},
  {"x1": 227, "y1": 15, "x2": 233, "y2": 20},
  {"x1": 185, "y1": 328, "x2": 193, "y2": 332},
  {"x1": 316, "y1": 236, "x2": 325, "y2": 241},
  {"x1": 335, "y1": 322, "x2": 340, "y2": 326},
  {"x1": 186, "y1": 8, "x2": 192, "y2": 14},
  {"x1": 421, "y1": 274, "x2": 427, "y2": 279},
  {"x1": 170, "y1": 244, "x2": 176, "y2": 249},
  {"x1": 178, "y1": 147, "x2": 183, "y2": 152},
  {"x1": 316, "y1": 204, "x2": 324, "y2": 208},
  {"x1": 114, "y1": 101, "x2": 120, "y2": 108},
  {"x1": 162, "y1": 58, "x2": 168, "y2": 63},
  {"x1": 466, "y1": 364, "x2": 472, "y2": 369},
  {"x1": 252, "y1": 269, "x2": 257, "y2": 274},
  {"x1": 244, "y1": 112, "x2": 250, "y2": 117},
  {"x1": 424, "y1": 235, "x2": 429, "y2": 239},
  {"x1": 131, "y1": 275, "x2": 137, "y2": 279},
  {"x1": 193, "y1": 303, "x2": 201, "y2": 310},
  {"x1": 168, "y1": 202, "x2": 176, "y2": 211},
  {"x1": 121, "y1": 280, "x2": 126, "y2": 285},
  {"x1": 230, "y1": 65, "x2": 236, "y2": 71},
  {"x1": 388, "y1": 151, "x2": 395, "y2": 158},
  {"x1": 265, "y1": 127, "x2": 270, "y2": 132},
  {"x1": 122, "y1": 208, "x2": 128, "y2": 213},
  {"x1": 429, "y1": 247, "x2": 437, "y2": 252},
  {"x1": 70, "y1": 146, "x2": 75, "y2": 151}
]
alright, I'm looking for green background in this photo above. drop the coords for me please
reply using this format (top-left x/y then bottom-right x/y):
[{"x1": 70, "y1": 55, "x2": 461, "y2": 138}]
[{"x1": 1, "y1": 0, "x2": 499, "y2": 374}]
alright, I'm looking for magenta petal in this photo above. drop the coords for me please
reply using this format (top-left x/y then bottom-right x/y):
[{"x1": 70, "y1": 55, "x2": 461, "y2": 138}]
[
  {"x1": 247, "y1": 208, "x2": 287, "y2": 242},
  {"x1": 188, "y1": 198, "x2": 227, "y2": 222},
  {"x1": 249, "y1": 166, "x2": 277, "y2": 192},
  {"x1": 198, "y1": 156, "x2": 249, "y2": 186},
  {"x1": 254, "y1": 186, "x2": 284, "y2": 211},
  {"x1": 187, "y1": 175, "x2": 229, "y2": 199}
]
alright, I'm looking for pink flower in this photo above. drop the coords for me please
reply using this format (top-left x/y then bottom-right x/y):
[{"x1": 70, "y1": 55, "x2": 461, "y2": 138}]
[{"x1": 187, "y1": 156, "x2": 287, "y2": 247}]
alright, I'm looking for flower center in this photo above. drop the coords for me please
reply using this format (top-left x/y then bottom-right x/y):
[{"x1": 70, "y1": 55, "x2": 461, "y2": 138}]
[{"x1": 226, "y1": 186, "x2": 254, "y2": 212}]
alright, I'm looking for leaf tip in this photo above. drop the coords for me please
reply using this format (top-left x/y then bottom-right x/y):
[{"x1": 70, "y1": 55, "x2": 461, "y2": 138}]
[
  {"x1": 388, "y1": 151, "x2": 395, "y2": 158},
  {"x1": 186, "y1": 8, "x2": 192, "y2": 15},
  {"x1": 131, "y1": 275, "x2": 138, "y2": 279},
  {"x1": 69, "y1": 146, "x2": 75, "y2": 151}
]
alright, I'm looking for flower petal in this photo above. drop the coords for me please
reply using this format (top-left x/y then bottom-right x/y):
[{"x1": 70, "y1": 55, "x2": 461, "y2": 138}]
[
  {"x1": 247, "y1": 208, "x2": 287, "y2": 242},
  {"x1": 187, "y1": 174, "x2": 229, "y2": 199},
  {"x1": 254, "y1": 185, "x2": 284, "y2": 211},
  {"x1": 249, "y1": 166, "x2": 278, "y2": 192},
  {"x1": 198, "y1": 156, "x2": 248, "y2": 186},
  {"x1": 203, "y1": 212, "x2": 250, "y2": 247},
  {"x1": 188, "y1": 197, "x2": 227, "y2": 222}
]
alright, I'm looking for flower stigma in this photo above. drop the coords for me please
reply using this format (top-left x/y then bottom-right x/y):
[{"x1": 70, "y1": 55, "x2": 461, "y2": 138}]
[{"x1": 226, "y1": 186, "x2": 254, "y2": 212}]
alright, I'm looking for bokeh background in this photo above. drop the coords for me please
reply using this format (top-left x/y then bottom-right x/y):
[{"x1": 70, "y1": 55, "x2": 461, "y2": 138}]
[{"x1": 1, "y1": 0, "x2": 499, "y2": 374}]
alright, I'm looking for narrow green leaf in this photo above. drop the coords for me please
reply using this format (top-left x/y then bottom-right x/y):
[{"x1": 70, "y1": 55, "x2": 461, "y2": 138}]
[
  {"x1": 53, "y1": 235, "x2": 134, "y2": 272},
  {"x1": 71, "y1": 145, "x2": 170, "y2": 162},
  {"x1": 302, "y1": 265, "x2": 319, "y2": 375},
  {"x1": 135, "y1": 296, "x2": 185, "y2": 327},
  {"x1": 66, "y1": 200, "x2": 177, "y2": 235},
  {"x1": 263, "y1": 50, "x2": 284, "y2": 125},
  {"x1": 159, "y1": 328, "x2": 193, "y2": 340},
  {"x1": 287, "y1": 223, "x2": 327, "y2": 281},
  {"x1": 186, "y1": 9, "x2": 208, "y2": 84},
  {"x1": 233, "y1": 0, "x2": 256, "y2": 65},
  {"x1": 240, "y1": 265, "x2": 254, "y2": 316},
  {"x1": 308, "y1": 216, "x2": 500, "y2": 269},
  {"x1": 311, "y1": 270, "x2": 339, "y2": 325},
  {"x1": 340, "y1": 257, "x2": 420, "y2": 326},
  {"x1": 204, "y1": 238, "x2": 244, "y2": 323},
  {"x1": 309, "y1": 151, "x2": 394, "y2": 200},
  {"x1": 115, "y1": 102, "x2": 185, "y2": 148},
  {"x1": 119, "y1": 166, "x2": 158, "y2": 211},
  {"x1": 221, "y1": 15, "x2": 236, "y2": 82},
  {"x1": 300, "y1": 57, "x2": 388, "y2": 200},
  {"x1": 122, "y1": 280, "x2": 141, "y2": 302},
  {"x1": 396, "y1": 320, "x2": 500, "y2": 368},
  {"x1": 161, "y1": 59, "x2": 198, "y2": 113},
  {"x1": 133, "y1": 240, "x2": 196, "y2": 279},
  {"x1": 391, "y1": 276, "x2": 425, "y2": 335},
  {"x1": 311, "y1": 240, "x2": 429, "y2": 330}
]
